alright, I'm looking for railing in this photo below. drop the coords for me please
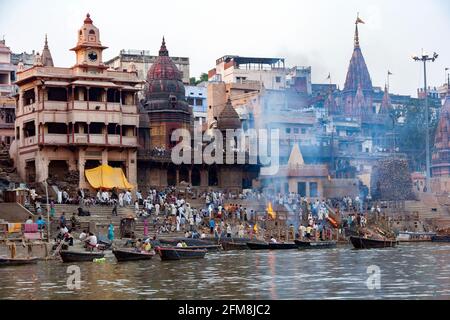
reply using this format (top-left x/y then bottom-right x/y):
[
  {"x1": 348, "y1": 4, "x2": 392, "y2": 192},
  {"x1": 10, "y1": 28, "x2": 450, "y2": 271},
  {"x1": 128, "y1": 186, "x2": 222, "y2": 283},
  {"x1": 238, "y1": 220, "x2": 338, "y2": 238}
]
[
  {"x1": 121, "y1": 105, "x2": 137, "y2": 114},
  {"x1": 43, "y1": 134, "x2": 67, "y2": 144},
  {"x1": 73, "y1": 101, "x2": 88, "y2": 110},
  {"x1": 89, "y1": 134, "x2": 105, "y2": 145},
  {"x1": 108, "y1": 135, "x2": 120, "y2": 145},
  {"x1": 23, "y1": 103, "x2": 36, "y2": 114},
  {"x1": 72, "y1": 134, "x2": 88, "y2": 144},
  {"x1": 22, "y1": 136, "x2": 37, "y2": 147},
  {"x1": 122, "y1": 136, "x2": 137, "y2": 146},
  {"x1": 43, "y1": 101, "x2": 68, "y2": 111}
]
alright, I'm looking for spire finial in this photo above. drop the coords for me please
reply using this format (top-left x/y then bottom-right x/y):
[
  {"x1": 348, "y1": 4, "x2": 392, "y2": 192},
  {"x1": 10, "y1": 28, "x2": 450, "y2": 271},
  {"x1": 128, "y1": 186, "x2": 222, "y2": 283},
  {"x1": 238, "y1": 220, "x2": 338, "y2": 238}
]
[
  {"x1": 84, "y1": 13, "x2": 93, "y2": 24},
  {"x1": 44, "y1": 34, "x2": 48, "y2": 47},
  {"x1": 159, "y1": 36, "x2": 169, "y2": 56},
  {"x1": 354, "y1": 13, "x2": 365, "y2": 48}
]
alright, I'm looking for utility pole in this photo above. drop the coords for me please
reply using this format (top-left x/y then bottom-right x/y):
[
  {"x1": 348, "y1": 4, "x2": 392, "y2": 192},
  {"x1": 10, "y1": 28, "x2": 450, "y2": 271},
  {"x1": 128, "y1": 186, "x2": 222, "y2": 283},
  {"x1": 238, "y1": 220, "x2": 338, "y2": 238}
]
[{"x1": 413, "y1": 51, "x2": 438, "y2": 193}]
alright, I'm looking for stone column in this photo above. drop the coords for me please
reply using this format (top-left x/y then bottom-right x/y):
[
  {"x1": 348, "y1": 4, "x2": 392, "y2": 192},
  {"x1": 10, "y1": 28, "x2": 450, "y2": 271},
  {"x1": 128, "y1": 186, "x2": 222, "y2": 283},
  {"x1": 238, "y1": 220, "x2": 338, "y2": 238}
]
[
  {"x1": 36, "y1": 157, "x2": 49, "y2": 183},
  {"x1": 127, "y1": 149, "x2": 137, "y2": 188},
  {"x1": 78, "y1": 150, "x2": 86, "y2": 188},
  {"x1": 101, "y1": 149, "x2": 108, "y2": 165}
]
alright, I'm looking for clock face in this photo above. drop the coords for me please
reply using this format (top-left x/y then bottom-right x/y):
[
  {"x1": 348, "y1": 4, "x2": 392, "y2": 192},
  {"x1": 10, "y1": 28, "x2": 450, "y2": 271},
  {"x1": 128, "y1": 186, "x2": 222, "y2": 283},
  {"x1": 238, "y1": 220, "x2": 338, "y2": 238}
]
[{"x1": 88, "y1": 51, "x2": 98, "y2": 62}]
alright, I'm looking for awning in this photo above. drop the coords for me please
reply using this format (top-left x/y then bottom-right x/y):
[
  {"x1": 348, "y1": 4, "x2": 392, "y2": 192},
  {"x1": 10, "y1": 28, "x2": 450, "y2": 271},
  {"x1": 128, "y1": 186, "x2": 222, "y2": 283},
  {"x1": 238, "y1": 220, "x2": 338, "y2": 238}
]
[
  {"x1": 85, "y1": 164, "x2": 134, "y2": 190},
  {"x1": 71, "y1": 80, "x2": 120, "y2": 88},
  {"x1": 44, "y1": 80, "x2": 71, "y2": 87}
]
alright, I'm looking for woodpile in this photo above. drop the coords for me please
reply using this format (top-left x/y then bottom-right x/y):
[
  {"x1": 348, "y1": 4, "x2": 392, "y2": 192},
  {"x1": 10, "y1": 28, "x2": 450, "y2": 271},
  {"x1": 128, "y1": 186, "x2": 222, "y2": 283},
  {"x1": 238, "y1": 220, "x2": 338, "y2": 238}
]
[{"x1": 371, "y1": 158, "x2": 415, "y2": 201}]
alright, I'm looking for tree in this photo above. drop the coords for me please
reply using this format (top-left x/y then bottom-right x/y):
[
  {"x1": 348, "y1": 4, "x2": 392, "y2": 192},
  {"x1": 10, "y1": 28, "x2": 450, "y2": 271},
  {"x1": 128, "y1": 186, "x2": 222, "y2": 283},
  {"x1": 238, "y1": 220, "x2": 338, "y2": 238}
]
[
  {"x1": 396, "y1": 99, "x2": 440, "y2": 172},
  {"x1": 189, "y1": 73, "x2": 209, "y2": 86}
]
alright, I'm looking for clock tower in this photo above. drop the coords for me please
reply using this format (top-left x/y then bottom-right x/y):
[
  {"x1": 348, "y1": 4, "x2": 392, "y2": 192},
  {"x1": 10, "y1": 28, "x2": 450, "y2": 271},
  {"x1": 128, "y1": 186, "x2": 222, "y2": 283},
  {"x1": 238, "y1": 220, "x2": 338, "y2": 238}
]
[{"x1": 70, "y1": 13, "x2": 108, "y2": 73}]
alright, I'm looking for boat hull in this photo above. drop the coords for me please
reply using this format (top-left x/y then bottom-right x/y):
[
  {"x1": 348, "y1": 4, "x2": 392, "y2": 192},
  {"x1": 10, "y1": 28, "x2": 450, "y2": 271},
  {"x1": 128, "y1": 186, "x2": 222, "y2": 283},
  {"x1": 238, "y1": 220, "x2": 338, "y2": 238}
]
[
  {"x1": 60, "y1": 251, "x2": 105, "y2": 263},
  {"x1": 157, "y1": 247, "x2": 207, "y2": 261},
  {"x1": 181, "y1": 245, "x2": 221, "y2": 252},
  {"x1": 246, "y1": 242, "x2": 270, "y2": 250},
  {"x1": 295, "y1": 240, "x2": 337, "y2": 249},
  {"x1": 431, "y1": 236, "x2": 450, "y2": 243},
  {"x1": 112, "y1": 249, "x2": 154, "y2": 262},
  {"x1": 221, "y1": 241, "x2": 249, "y2": 251},
  {"x1": 0, "y1": 257, "x2": 39, "y2": 266},
  {"x1": 268, "y1": 243, "x2": 298, "y2": 250},
  {"x1": 350, "y1": 236, "x2": 397, "y2": 249}
]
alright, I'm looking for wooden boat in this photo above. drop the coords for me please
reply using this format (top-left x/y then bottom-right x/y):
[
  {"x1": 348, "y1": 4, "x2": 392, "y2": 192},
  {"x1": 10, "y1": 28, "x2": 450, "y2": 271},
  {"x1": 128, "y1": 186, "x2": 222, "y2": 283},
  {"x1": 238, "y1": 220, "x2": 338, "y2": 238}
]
[
  {"x1": 268, "y1": 242, "x2": 298, "y2": 250},
  {"x1": 431, "y1": 235, "x2": 450, "y2": 243},
  {"x1": 157, "y1": 247, "x2": 207, "y2": 261},
  {"x1": 112, "y1": 249, "x2": 155, "y2": 262},
  {"x1": 221, "y1": 241, "x2": 249, "y2": 251},
  {"x1": 397, "y1": 232, "x2": 436, "y2": 242},
  {"x1": 350, "y1": 236, "x2": 397, "y2": 249},
  {"x1": 0, "y1": 256, "x2": 39, "y2": 266},
  {"x1": 60, "y1": 250, "x2": 105, "y2": 263},
  {"x1": 295, "y1": 240, "x2": 337, "y2": 249},
  {"x1": 246, "y1": 242, "x2": 270, "y2": 250},
  {"x1": 159, "y1": 238, "x2": 217, "y2": 246}
]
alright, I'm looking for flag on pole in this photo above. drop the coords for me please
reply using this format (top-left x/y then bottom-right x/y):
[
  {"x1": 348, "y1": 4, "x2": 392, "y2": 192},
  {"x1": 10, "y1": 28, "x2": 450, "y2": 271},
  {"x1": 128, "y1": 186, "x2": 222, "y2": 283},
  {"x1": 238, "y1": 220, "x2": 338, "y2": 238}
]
[
  {"x1": 388, "y1": 71, "x2": 393, "y2": 75},
  {"x1": 356, "y1": 14, "x2": 365, "y2": 24},
  {"x1": 326, "y1": 73, "x2": 331, "y2": 80}
]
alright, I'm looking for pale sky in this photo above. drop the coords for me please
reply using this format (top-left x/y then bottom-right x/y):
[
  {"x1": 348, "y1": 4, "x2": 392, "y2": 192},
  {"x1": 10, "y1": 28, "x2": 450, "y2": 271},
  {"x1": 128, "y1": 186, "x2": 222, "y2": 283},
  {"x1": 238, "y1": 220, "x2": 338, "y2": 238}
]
[{"x1": 1, "y1": 0, "x2": 449, "y2": 96}]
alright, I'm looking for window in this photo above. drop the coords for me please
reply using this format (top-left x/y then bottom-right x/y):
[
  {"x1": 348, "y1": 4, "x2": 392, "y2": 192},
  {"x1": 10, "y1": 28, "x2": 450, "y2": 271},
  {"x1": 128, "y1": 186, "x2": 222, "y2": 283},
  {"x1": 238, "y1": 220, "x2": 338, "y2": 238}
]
[
  {"x1": 195, "y1": 99, "x2": 203, "y2": 106},
  {"x1": 301, "y1": 128, "x2": 306, "y2": 134},
  {"x1": 89, "y1": 30, "x2": 95, "y2": 35},
  {"x1": 275, "y1": 76, "x2": 281, "y2": 83},
  {"x1": 187, "y1": 97, "x2": 194, "y2": 106},
  {"x1": 285, "y1": 128, "x2": 291, "y2": 134},
  {"x1": 294, "y1": 128, "x2": 299, "y2": 134}
]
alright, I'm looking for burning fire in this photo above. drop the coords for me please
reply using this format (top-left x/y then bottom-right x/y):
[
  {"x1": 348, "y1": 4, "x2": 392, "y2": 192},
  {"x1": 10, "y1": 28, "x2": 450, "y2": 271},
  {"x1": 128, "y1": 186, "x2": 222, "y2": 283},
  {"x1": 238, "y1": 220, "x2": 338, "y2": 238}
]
[{"x1": 267, "y1": 202, "x2": 276, "y2": 220}]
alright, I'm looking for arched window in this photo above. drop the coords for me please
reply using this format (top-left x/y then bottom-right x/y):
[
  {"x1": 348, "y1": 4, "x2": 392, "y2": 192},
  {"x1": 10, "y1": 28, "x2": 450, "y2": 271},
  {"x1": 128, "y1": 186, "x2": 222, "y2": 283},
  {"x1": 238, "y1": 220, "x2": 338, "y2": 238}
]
[
  {"x1": 191, "y1": 167, "x2": 201, "y2": 186},
  {"x1": 89, "y1": 30, "x2": 95, "y2": 35}
]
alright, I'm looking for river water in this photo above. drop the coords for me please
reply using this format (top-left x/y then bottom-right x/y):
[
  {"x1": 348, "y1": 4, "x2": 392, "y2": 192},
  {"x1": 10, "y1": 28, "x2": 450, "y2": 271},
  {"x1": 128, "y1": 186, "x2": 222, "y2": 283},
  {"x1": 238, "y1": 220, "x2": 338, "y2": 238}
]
[{"x1": 1, "y1": 242, "x2": 450, "y2": 300}]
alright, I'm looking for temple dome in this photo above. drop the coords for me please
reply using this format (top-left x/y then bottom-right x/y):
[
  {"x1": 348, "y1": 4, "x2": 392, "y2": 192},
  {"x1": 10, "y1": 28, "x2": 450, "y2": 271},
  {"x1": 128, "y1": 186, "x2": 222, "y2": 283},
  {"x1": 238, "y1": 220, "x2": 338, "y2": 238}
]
[
  {"x1": 144, "y1": 38, "x2": 189, "y2": 113},
  {"x1": 218, "y1": 98, "x2": 241, "y2": 130}
]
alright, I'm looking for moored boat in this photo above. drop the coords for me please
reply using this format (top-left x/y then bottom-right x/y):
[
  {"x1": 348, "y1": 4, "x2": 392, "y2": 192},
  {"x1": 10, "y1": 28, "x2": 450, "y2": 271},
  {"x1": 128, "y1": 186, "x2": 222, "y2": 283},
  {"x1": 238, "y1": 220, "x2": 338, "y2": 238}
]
[
  {"x1": 159, "y1": 238, "x2": 217, "y2": 246},
  {"x1": 112, "y1": 249, "x2": 155, "y2": 262},
  {"x1": 157, "y1": 247, "x2": 207, "y2": 261},
  {"x1": 182, "y1": 245, "x2": 221, "y2": 252},
  {"x1": 268, "y1": 242, "x2": 298, "y2": 250},
  {"x1": 295, "y1": 240, "x2": 337, "y2": 249},
  {"x1": 60, "y1": 250, "x2": 105, "y2": 263},
  {"x1": 246, "y1": 242, "x2": 270, "y2": 250},
  {"x1": 350, "y1": 236, "x2": 397, "y2": 249},
  {"x1": 0, "y1": 257, "x2": 39, "y2": 266},
  {"x1": 396, "y1": 232, "x2": 436, "y2": 242},
  {"x1": 431, "y1": 235, "x2": 450, "y2": 243},
  {"x1": 221, "y1": 241, "x2": 249, "y2": 251}
]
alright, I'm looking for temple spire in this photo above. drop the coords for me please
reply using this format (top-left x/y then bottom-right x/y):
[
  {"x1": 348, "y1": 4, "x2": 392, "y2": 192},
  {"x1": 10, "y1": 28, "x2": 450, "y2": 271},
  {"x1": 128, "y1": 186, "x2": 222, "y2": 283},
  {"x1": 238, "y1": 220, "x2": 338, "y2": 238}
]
[{"x1": 41, "y1": 34, "x2": 54, "y2": 67}]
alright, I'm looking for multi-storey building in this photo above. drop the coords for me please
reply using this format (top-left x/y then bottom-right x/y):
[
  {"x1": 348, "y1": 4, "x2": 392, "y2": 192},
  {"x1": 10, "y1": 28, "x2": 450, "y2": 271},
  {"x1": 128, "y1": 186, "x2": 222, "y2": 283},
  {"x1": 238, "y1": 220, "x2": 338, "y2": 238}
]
[
  {"x1": 11, "y1": 14, "x2": 140, "y2": 188},
  {"x1": 208, "y1": 56, "x2": 287, "y2": 91},
  {"x1": 105, "y1": 49, "x2": 190, "y2": 85},
  {"x1": 185, "y1": 84, "x2": 207, "y2": 125},
  {"x1": 0, "y1": 39, "x2": 16, "y2": 145}
]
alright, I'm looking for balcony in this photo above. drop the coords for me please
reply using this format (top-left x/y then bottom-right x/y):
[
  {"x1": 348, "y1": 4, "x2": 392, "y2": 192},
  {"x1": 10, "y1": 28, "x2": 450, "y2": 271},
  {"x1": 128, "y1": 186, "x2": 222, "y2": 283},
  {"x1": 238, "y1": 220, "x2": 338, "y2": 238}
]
[
  {"x1": 23, "y1": 103, "x2": 37, "y2": 114},
  {"x1": 122, "y1": 136, "x2": 137, "y2": 146},
  {"x1": 121, "y1": 105, "x2": 137, "y2": 114},
  {"x1": 43, "y1": 101, "x2": 68, "y2": 111},
  {"x1": 43, "y1": 134, "x2": 68, "y2": 144},
  {"x1": 22, "y1": 136, "x2": 37, "y2": 147},
  {"x1": 89, "y1": 134, "x2": 106, "y2": 145},
  {"x1": 108, "y1": 135, "x2": 121, "y2": 145}
]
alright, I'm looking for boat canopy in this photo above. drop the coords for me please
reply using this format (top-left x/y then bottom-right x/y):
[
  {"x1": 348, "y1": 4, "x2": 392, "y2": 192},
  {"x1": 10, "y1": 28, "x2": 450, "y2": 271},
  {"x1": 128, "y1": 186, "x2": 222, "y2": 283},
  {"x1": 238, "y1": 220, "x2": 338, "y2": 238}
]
[{"x1": 85, "y1": 164, "x2": 133, "y2": 190}]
